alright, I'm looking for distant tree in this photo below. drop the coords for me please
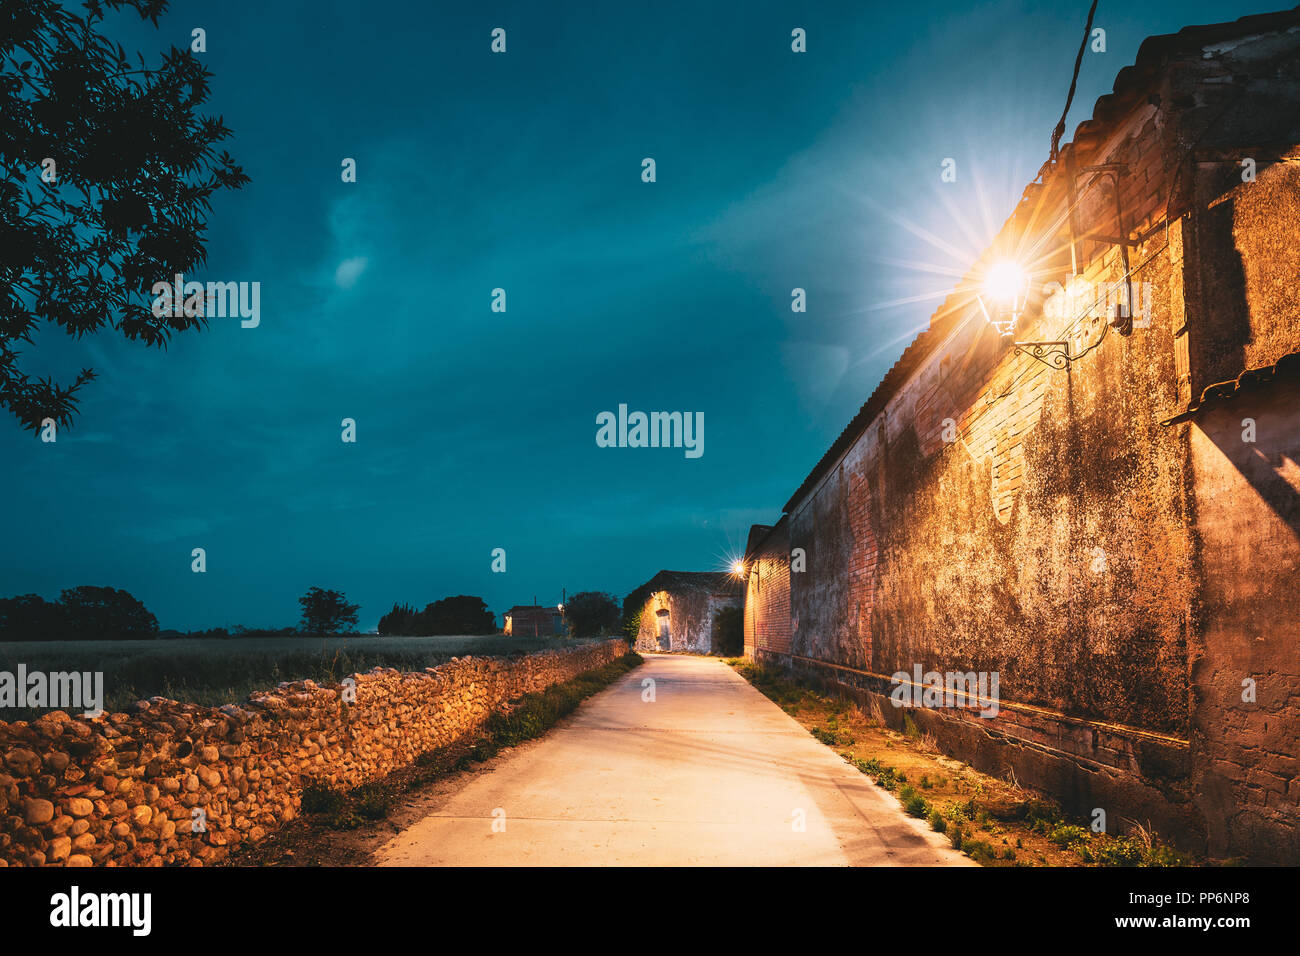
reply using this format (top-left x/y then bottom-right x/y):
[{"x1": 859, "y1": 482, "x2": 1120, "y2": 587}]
[
  {"x1": 377, "y1": 602, "x2": 419, "y2": 636},
  {"x1": 227, "y1": 625, "x2": 297, "y2": 638},
  {"x1": 1, "y1": 0, "x2": 249, "y2": 431},
  {"x1": 0, "y1": 593, "x2": 67, "y2": 640},
  {"x1": 623, "y1": 607, "x2": 643, "y2": 643},
  {"x1": 377, "y1": 596, "x2": 495, "y2": 635},
  {"x1": 712, "y1": 605, "x2": 743, "y2": 656},
  {"x1": 297, "y1": 587, "x2": 359, "y2": 635},
  {"x1": 180, "y1": 626, "x2": 229, "y2": 640},
  {"x1": 421, "y1": 595, "x2": 495, "y2": 635},
  {"x1": 621, "y1": 582, "x2": 656, "y2": 638},
  {"x1": 58, "y1": 585, "x2": 158, "y2": 640},
  {"x1": 563, "y1": 591, "x2": 620, "y2": 638}
]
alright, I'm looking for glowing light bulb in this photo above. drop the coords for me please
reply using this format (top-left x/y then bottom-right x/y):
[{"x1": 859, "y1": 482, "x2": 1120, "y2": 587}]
[
  {"x1": 984, "y1": 260, "x2": 1026, "y2": 305},
  {"x1": 978, "y1": 259, "x2": 1030, "y2": 336}
]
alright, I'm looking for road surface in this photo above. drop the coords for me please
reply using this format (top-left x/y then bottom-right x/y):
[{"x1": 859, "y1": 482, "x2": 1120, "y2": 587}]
[{"x1": 376, "y1": 654, "x2": 973, "y2": 866}]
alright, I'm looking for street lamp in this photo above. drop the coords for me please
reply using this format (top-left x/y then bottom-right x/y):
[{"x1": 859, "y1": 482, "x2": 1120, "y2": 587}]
[{"x1": 977, "y1": 259, "x2": 1030, "y2": 336}]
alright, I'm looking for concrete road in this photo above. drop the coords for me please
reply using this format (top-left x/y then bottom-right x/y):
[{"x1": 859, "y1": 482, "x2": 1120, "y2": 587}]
[{"x1": 376, "y1": 654, "x2": 973, "y2": 866}]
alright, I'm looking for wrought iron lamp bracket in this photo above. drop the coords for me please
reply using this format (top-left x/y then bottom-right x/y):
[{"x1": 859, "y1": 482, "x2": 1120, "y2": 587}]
[{"x1": 1013, "y1": 340, "x2": 1072, "y2": 370}]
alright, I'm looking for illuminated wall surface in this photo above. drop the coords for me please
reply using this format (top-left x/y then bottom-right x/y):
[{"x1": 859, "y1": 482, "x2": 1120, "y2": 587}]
[
  {"x1": 630, "y1": 571, "x2": 743, "y2": 654},
  {"x1": 745, "y1": 13, "x2": 1300, "y2": 863}
]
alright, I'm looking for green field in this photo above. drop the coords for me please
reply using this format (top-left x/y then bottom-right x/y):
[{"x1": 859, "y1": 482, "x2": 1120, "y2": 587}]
[{"x1": 0, "y1": 635, "x2": 591, "y2": 721}]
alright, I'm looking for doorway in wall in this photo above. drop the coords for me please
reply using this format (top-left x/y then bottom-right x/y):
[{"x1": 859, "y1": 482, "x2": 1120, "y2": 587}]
[{"x1": 656, "y1": 608, "x2": 671, "y2": 651}]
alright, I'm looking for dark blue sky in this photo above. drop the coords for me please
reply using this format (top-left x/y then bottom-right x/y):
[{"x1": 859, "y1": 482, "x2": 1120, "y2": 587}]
[{"x1": 1, "y1": 0, "x2": 1267, "y2": 630}]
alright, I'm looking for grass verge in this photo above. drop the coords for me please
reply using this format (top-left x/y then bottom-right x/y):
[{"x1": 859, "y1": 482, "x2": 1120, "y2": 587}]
[{"x1": 727, "y1": 658, "x2": 1196, "y2": 868}]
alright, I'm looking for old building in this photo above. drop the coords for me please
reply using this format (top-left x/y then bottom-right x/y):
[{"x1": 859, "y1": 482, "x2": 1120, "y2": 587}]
[
  {"x1": 743, "y1": 519, "x2": 792, "y2": 660},
  {"x1": 503, "y1": 605, "x2": 563, "y2": 637},
  {"x1": 744, "y1": 9, "x2": 1300, "y2": 863},
  {"x1": 627, "y1": 571, "x2": 743, "y2": 654}
]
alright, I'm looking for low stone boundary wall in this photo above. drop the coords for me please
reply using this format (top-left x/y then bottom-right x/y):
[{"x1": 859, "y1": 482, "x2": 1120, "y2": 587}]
[{"x1": 0, "y1": 638, "x2": 628, "y2": 867}]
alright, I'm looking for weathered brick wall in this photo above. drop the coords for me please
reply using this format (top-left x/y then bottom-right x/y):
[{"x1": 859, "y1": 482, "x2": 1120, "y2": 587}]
[
  {"x1": 0, "y1": 639, "x2": 628, "y2": 867},
  {"x1": 744, "y1": 518, "x2": 792, "y2": 659},
  {"x1": 1169, "y1": 40, "x2": 1300, "y2": 860},
  {"x1": 1187, "y1": 380, "x2": 1300, "y2": 862},
  {"x1": 759, "y1": 21, "x2": 1300, "y2": 861}
]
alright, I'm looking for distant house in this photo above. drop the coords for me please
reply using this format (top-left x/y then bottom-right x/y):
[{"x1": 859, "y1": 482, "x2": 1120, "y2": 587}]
[
  {"x1": 503, "y1": 605, "x2": 563, "y2": 637},
  {"x1": 626, "y1": 571, "x2": 743, "y2": 654}
]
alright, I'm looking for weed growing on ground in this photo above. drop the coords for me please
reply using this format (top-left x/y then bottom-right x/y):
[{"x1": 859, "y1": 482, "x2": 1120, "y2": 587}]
[
  {"x1": 898, "y1": 785, "x2": 930, "y2": 819},
  {"x1": 731, "y1": 658, "x2": 1198, "y2": 868}
]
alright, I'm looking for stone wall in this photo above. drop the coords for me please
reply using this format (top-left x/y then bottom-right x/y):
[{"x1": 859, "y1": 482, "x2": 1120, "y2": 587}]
[
  {"x1": 747, "y1": 16, "x2": 1300, "y2": 862},
  {"x1": 0, "y1": 639, "x2": 628, "y2": 867},
  {"x1": 627, "y1": 571, "x2": 743, "y2": 654},
  {"x1": 633, "y1": 590, "x2": 738, "y2": 653},
  {"x1": 1187, "y1": 377, "x2": 1300, "y2": 861}
]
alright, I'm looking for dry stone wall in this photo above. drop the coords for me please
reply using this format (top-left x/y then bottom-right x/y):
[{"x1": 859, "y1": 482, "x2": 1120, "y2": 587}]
[{"x1": 0, "y1": 639, "x2": 628, "y2": 867}]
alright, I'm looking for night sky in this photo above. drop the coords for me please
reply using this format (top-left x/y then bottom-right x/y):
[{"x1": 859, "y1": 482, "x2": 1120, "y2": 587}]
[{"x1": 0, "y1": 0, "x2": 1267, "y2": 631}]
